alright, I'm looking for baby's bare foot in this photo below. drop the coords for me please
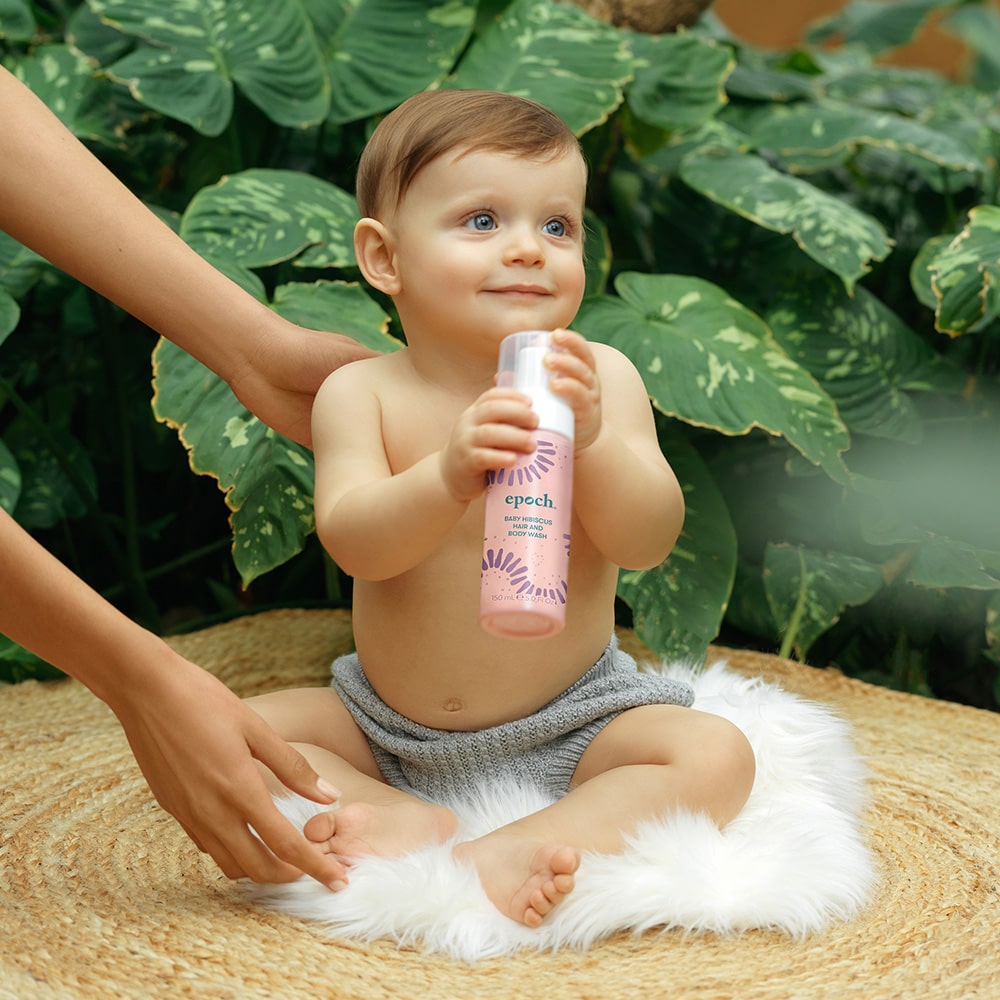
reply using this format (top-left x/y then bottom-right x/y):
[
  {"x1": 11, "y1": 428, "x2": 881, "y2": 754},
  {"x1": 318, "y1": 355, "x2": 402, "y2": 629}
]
[
  {"x1": 304, "y1": 799, "x2": 456, "y2": 866},
  {"x1": 454, "y1": 835, "x2": 580, "y2": 927}
]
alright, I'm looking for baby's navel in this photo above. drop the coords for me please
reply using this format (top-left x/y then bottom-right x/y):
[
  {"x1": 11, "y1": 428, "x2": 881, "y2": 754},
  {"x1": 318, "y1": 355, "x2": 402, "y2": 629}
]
[{"x1": 442, "y1": 697, "x2": 464, "y2": 713}]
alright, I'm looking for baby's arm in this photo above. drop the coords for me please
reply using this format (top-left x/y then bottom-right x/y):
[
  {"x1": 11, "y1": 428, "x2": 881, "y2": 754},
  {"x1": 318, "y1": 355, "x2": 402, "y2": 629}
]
[
  {"x1": 547, "y1": 330, "x2": 684, "y2": 570},
  {"x1": 311, "y1": 365, "x2": 537, "y2": 580}
]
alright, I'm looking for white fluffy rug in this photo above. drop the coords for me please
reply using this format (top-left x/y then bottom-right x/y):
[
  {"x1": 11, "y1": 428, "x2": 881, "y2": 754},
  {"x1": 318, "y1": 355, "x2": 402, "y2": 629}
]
[{"x1": 252, "y1": 661, "x2": 875, "y2": 961}]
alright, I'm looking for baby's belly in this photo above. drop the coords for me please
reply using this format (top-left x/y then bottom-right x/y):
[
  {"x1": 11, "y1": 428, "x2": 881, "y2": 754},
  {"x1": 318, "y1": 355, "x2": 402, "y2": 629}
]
[{"x1": 351, "y1": 580, "x2": 614, "y2": 731}]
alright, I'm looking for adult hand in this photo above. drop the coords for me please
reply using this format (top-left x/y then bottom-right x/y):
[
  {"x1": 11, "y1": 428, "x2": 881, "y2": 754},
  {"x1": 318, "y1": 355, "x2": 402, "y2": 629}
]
[
  {"x1": 109, "y1": 650, "x2": 347, "y2": 888},
  {"x1": 228, "y1": 321, "x2": 379, "y2": 449}
]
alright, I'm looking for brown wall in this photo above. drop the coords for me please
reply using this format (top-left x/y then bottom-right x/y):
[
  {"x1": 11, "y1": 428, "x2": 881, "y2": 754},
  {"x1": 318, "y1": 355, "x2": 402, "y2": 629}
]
[{"x1": 713, "y1": 0, "x2": 998, "y2": 79}]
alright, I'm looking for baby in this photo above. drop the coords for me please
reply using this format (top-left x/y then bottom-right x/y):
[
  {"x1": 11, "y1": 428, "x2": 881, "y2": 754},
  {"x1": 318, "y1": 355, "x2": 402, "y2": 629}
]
[{"x1": 248, "y1": 89, "x2": 755, "y2": 927}]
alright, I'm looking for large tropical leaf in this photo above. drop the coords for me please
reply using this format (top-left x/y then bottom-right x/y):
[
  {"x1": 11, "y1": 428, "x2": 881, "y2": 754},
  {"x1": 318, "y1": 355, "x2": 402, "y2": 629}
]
[
  {"x1": 626, "y1": 31, "x2": 733, "y2": 134},
  {"x1": 0, "y1": 293, "x2": 17, "y2": 342},
  {"x1": 448, "y1": 0, "x2": 633, "y2": 135},
  {"x1": 763, "y1": 543, "x2": 884, "y2": 660},
  {"x1": 0, "y1": 231, "x2": 46, "y2": 306},
  {"x1": 0, "y1": 0, "x2": 34, "y2": 40},
  {"x1": 618, "y1": 421, "x2": 736, "y2": 663},
  {"x1": 745, "y1": 101, "x2": 982, "y2": 176},
  {"x1": 926, "y1": 205, "x2": 1000, "y2": 336},
  {"x1": 180, "y1": 169, "x2": 358, "y2": 271},
  {"x1": 0, "y1": 439, "x2": 21, "y2": 515},
  {"x1": 576, "y1": 273, "x2": 851, "y2": 482},
  {"x1": 303, "y1": 0, "x2": 476, "y2": 125},
  {"x1": 766, "y1": 275, "x2": 963, "y2": 443},
  {"x1": 680, "y1": 147, "x2": 893, "y2": 291},
  {"x1": 152, "y1": 281, "x2": 398, "y2": 585},
  {"x1": 805, "y1": 0, "x2": 972, "y2": 54},
  {"x1": 92, "y1": 0, "x2": 328, "y2": 135},
  {"x1": 943, "y1": 3, "x2": 1000, "y2": 90}
]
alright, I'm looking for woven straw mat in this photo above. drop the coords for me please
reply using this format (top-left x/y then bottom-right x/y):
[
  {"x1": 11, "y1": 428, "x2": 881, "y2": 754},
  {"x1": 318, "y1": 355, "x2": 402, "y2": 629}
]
[{"x1": 1, "y1": 608, "x2": 997, "y2": 1000}]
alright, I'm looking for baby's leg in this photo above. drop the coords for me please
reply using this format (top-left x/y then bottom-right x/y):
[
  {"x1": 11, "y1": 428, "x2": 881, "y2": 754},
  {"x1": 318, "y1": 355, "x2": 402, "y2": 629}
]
[
  {"x1": 454, "y1": 706, "x2": 755, "y2": 926},
  {"x1": 247, "y1": 688, "x2": 457, "y2": 868}
]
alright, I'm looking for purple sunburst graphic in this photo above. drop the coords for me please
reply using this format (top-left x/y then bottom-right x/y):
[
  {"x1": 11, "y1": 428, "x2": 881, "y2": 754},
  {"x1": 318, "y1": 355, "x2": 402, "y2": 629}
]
[
  {"x1": 481, "y1": 546, "x2": 569, "y2": 604},
  {"x1": 486, "y1": 438, "x2": 560, "y2": 487}
]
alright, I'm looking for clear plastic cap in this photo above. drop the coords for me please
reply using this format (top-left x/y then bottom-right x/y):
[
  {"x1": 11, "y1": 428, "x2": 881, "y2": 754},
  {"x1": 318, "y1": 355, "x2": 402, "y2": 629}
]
[{"x1": 496, "y1": 331, "x2": 574, "y2": 441}]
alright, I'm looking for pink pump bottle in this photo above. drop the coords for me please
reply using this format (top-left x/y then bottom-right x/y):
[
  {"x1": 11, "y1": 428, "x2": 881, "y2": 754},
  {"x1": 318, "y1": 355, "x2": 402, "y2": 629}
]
[{"x1": 480, "y1": 331, "x2": 574, "y2": 639}]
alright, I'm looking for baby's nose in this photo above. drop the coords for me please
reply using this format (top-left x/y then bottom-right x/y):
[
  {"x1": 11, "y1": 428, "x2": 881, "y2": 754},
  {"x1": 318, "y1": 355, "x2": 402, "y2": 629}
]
[{"x1": 503, "y1": 226, "x2": 544, "y2": 266}]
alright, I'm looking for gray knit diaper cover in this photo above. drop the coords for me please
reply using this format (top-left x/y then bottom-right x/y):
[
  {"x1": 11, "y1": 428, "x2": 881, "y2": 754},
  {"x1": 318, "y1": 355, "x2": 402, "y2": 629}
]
[{"x1": 330, "y1": 637, "x2": 694, "y2": 802}]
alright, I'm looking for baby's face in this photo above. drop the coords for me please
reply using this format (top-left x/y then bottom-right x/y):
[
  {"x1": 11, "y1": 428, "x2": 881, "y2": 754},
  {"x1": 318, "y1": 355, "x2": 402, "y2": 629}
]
[{"x1": 385, "y1": 145, "x2": 587, "y2": 359}]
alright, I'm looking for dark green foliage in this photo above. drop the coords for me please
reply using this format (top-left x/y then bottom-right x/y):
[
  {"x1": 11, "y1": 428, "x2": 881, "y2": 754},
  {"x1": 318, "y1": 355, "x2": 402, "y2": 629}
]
[{"x1": 2, "y1": 0, "x2": 998, "y2": 707}]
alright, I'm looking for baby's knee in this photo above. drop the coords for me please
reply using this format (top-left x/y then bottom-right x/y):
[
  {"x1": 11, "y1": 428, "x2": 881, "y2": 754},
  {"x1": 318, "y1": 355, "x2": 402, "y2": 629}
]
[{"x1": 702, "y1": 715, "x2": 756, "y2": 795}]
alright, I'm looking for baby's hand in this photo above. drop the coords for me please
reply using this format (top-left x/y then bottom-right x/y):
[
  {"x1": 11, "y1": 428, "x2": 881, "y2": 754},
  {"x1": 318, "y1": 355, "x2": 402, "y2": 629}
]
[
  {"x1": 440, "y1": 387, "x2": 538, "y2": 503},
  {"x1": 546, "y1": 329, "x2": 602, "y2": 451}
]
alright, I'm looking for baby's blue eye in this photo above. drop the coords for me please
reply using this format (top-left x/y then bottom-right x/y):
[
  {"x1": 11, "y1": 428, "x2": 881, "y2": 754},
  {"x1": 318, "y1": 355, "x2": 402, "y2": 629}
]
[
  {"x1": 544, "y1": 219, "x2": 567, "y2": 237},
  {"x1": 467, "y1": 213, "x2": 496, "y2": 231}
]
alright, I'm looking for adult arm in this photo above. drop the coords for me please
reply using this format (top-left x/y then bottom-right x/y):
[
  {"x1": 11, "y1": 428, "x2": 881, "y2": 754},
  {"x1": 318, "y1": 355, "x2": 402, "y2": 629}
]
[
  {"x1": 0, "y1": 67, "x2": 365, "y2": 885},
  {"x1": 0, "y1": 66, "x2": 376, "y2": 448},
  {"x1": 0, "y1": 509, "x2": 347, "y2": 888}
]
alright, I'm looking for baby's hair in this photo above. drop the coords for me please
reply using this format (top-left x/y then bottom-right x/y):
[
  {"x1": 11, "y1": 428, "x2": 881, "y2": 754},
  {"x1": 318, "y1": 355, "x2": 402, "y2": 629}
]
[{"x1": 356, "y1": 89, "x2": 584, "y2": 220}]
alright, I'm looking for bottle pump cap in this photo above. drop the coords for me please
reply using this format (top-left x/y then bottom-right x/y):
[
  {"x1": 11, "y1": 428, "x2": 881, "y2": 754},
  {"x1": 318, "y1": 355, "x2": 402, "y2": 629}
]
[{"x1": 496, "y1": 331, "x2": 575, "y2": 442}]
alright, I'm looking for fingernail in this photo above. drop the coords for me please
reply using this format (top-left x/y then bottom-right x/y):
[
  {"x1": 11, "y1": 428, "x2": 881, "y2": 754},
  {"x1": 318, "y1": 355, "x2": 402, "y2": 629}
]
[
  {"x1": 327, "y1": 879, "x2": 348, "y2": 892},
  {"x1": 317, "y1": 778, "x2": 341, "y2": 800}
]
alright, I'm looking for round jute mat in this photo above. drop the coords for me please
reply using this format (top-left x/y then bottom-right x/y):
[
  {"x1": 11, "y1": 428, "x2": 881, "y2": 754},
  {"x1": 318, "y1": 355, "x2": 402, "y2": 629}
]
[{"x1": 1, "y1": 609, "x2": 997, "y2": 1000}]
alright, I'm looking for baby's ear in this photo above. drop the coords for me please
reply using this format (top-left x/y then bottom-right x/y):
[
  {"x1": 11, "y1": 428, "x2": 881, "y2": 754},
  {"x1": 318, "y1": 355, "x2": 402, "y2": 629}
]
[{"x1": 354, "y1": 218, "x2": 401, "y2": 295}]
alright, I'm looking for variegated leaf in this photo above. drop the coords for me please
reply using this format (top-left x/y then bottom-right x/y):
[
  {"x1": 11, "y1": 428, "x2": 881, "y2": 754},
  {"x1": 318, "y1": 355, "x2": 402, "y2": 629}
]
[
  {"x1": 680, "y1": 147, "x2": 893, "y2": 291},
  {"x1": 626, "y1": 31, "x2": 733, "y2": 133},
  {"x1": 746, "y1": 101, "x2": 981, "y2": 175},
  {"x1": 303, "y1": 0, "x2": 475, "y2": 125},
  {"x1": 618, "y1": 421, "x2": 736, "y2": 663},
  {"x1": 927, "y1": 205, "x2": 1000, "y2": 336},
  {"x1": 152, "y1": 281, "x2": 397, "y2": 585},
  {"x1": 806, "y1": 0, "x2": 960, "y2": 54},
  {"x1": 180, "y1": 169, "x2": 358, "y2": 271},
  {"x1": 576, "y1": 272, "x2": 851, "y2": 482},
  {"x1": 92, "y1": 0, "x2": 328, "y2": 135},
  {"x1": 766, "y1": 275, "x2": 963, "y2": 443},
  {"x1": 448, "y1": 0, "x2": 632, "y2": 135},
  {"x1": 763, "y1": 543, "x2": 884, "y2": 660},
  {"x1": 0, "y1": 0, "x2": 35, "y2": 41}
]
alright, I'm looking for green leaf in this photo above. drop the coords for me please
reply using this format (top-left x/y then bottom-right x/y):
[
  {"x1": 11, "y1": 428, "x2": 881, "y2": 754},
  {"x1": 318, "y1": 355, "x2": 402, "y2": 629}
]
[
  {"x1": 0, "y1": 0, "x2": 35, "y2": 42},
  {"x1": 763, "y1": 543, "x2": 885, "y2": 659},
  {"x1": 180, "y1": 169, "x2": 358, "y2": 271},
  {"x1": 303, "y1": 0, "x2": 476, "y2": 125},
  {"x1": 0, "y1": 230, "x2": 47, "y2": 302},
  {"x1": 626, "y1": 31, "x2": 733, "y2": 133},
  {"x1": 9, "y1": 436, "x2": 95, "y2": 530},
  {"x1": 985, "y1": 591, "x2": 1000, "y2": 666},
  {"x1": 680, "y1": 147, "x2": 893, "y2": 291},
  {"x1": 448, "y1": 0, "x2": 633, "y2": 135},
  {"x1": 92, "y1": 0, "x2": 329, "y2": 135},
  {"x1": 806, "y1": 0, "x2": 969, "y2": 54},
  {"x1": 766, "y1": 275, "x2": 962, "y2": 443},
  {"x1": 618, "y1": 421, "x2": 736, "y2": 663},
  {"x1": 0, "y1": 439, "x2": 21, "y2": 515},
  {"x1": 746, "y1": 101, "x2": 981, "y2": 175},
  {"x1": 943, "y1": 4, "x2": 1000, "y2": 90},
  {"x1": 8, "y1": 44, "x2": 98, "y2": 133},
  {"x1": 576, "y1": 272, "x2": 851, "y2": 482},
  {"x1": 152, "y1": 282, "x2": 397, "y2": 585},
  {"x1": 0, "y1": 293, "x2": 17, "y2": 343},
  {"x1": 905, "y1": 535, "x2": 1000, "y2": 591},
  {"x1": 926, "y1": 205, "x2": 1000, "y2": 337},
  {"x1": 270, "y1": 281, "x2": 402, "y2": 355},
  {"x1": 0, "y1": 636, "x2": 63, "y2": 684}
]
